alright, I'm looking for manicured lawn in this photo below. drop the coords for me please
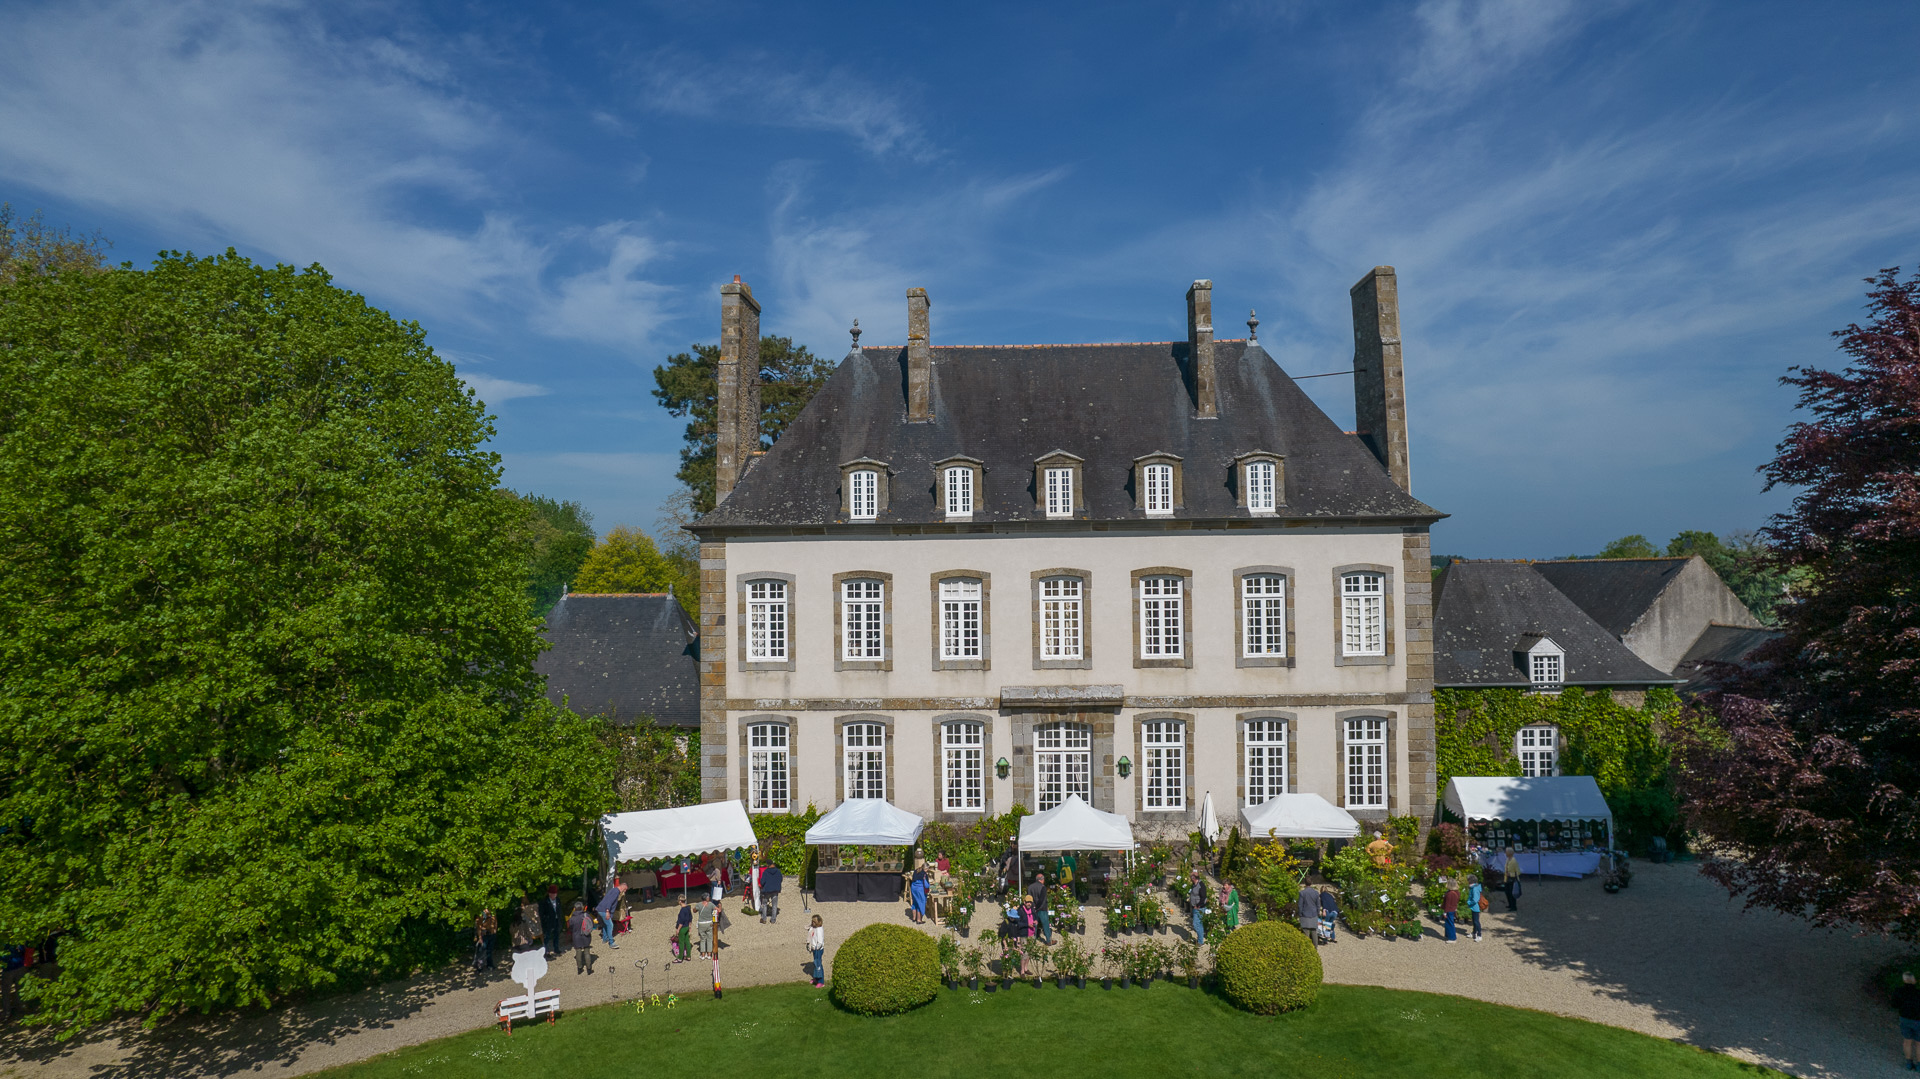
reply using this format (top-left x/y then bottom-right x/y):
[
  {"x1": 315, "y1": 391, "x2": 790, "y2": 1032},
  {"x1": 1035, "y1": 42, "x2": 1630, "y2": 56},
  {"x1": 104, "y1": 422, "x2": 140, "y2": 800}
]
[{"x1": 325, "y1": 981, "x2": 1780, "y2": 1078}]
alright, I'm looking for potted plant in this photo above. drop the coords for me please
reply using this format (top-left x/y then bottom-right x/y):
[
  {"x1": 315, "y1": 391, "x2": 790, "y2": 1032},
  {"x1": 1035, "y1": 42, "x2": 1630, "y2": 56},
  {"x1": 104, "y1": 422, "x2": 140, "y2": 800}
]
[
  {"x1": 1102, "y1": 939, "x2": 1132, "y2": 989},
  {"x1": 978, "y1": 929, "x2": 1001, "y2": 988},
  {"x1": 1026, "y1": 939, "x2": 1049, "y2": 988},
  {"x1": 1053, "y1": 935, "x2": 1088, "y2": 988},
  {"x1": 1138, "y1": 892, "x2": 1165, "y2": 934},
  {"x1": 937, "y1": 933, "x2": 961, "y2": 989},
  {"x1": 1175, "y1": 939, "x2": 1201, "y2": 988},
  {"x1": 962, "y1": 945, "x2": 984, "y2": 991}
]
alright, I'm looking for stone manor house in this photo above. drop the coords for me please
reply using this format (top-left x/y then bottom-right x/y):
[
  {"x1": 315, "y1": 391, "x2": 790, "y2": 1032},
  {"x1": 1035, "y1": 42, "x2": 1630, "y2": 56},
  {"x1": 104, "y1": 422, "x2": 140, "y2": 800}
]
[{"x1": 689, "y1": 270, "x2": 1444, "y2": 837}]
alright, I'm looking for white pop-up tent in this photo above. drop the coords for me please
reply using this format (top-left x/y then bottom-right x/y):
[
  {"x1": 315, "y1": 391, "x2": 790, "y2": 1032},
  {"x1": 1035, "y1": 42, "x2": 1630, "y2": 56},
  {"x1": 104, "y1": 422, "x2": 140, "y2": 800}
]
[
  {"x1": 804, "y1": 799, "x2": 925, "y2": 847},
  {"x1": 1444, "y1": 775, "x2": 1616, "y2": 877},
  {"x1": 1240, "y1": 793, "x2": 1361, "y2": 840},
  {"x1": 602, "y1": 800, "x2": 758, "y2": 869},
  {"x1": 1018, "y1": 795, "x2": 1135, "y2": 851}
]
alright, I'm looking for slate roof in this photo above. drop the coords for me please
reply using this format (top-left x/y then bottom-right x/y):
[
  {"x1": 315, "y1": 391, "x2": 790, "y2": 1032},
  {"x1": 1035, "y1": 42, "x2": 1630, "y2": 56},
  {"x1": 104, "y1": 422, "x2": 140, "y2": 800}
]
[
  {"x1": 536, "y1": 593, "x2": 700, "y2": 727},
  {"x1": 1674, "y1": 622, "x2": 1782, "y2": 696},
  {"x1": 694, "y1": 340, "x2": 1442, "y2": 530},
  {"x1": 1529, "y1": 558, "x2": 1690, "y2": 639},
  {"x1": 1433, "y1": 561, "x2": 1678, "y2": 687}
]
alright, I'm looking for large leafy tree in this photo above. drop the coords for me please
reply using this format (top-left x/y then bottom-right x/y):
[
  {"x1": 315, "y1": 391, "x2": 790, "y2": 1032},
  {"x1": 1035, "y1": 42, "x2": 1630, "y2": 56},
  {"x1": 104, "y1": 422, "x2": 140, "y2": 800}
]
[
  {"x1": 569, "y1": 525, "x2": 695, "y2": 615},
  {"x1": 1677, "y1": 268, "x2": 1920, "y2": 940},
  {"x1": 508, "y1": 490, "x2": 595, "y2": 615},
  {"x1": 0, "y1": 203, "x2": 109, "y2": 284},
  {"x1": 651, "y1": 336, "x2": 835, "y2": 513},
  {"x1": 0, "y1": 251, "x2": 613, "y2": 1028}
]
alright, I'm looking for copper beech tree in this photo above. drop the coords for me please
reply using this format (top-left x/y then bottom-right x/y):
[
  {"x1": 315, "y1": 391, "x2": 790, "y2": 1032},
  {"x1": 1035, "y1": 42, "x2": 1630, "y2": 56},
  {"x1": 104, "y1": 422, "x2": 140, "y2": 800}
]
[{"x1": 1679, "y1": 268, "x2": 1920, "y2": 940}]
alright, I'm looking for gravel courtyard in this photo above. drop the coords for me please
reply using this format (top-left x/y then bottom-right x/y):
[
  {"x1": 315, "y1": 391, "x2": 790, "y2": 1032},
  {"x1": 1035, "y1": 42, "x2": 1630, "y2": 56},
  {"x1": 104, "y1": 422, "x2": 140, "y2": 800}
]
[{"x1": 0, "y1": 863, "x2": 1907, "y2": 1079}]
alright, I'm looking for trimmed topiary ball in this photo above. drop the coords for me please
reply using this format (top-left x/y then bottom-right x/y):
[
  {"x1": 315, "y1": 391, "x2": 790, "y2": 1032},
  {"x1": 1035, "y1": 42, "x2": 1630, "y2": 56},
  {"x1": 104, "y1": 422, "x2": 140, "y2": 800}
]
[
  {"x1": 829, "y1": 924, "x2": 941, "y2": 1016},
  {"x1": 1214, "y1": 921, "x2": 1323, "y2": 1014}
]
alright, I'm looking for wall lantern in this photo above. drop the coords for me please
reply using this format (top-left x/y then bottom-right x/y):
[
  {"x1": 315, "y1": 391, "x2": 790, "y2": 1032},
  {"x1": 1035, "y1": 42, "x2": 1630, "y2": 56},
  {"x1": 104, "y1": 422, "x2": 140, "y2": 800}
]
[
  {"x1": 1117, "y1": 756, "x2": 1133, "y2": 779},
  {"x1": 995, "y1": 757, "x2": 1011, "y2": 780}
]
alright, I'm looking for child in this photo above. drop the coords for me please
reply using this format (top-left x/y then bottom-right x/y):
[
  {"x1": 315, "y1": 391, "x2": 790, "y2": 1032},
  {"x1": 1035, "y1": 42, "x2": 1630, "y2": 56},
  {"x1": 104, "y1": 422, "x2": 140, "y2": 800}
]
[{"x1": 808, "y1": 915, "x2": 826, "y2": 987}]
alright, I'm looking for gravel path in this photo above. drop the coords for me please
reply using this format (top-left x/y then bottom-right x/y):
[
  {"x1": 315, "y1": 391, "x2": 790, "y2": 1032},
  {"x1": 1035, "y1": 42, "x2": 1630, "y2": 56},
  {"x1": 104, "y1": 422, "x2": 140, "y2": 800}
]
[{"x1": 0, "y1": 864, "x2": 1907, "y2": 1078}]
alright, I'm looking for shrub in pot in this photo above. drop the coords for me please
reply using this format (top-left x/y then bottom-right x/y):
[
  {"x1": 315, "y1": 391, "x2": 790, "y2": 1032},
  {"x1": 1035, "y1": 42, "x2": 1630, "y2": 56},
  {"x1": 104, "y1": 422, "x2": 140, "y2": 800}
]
[
  {"x1": 830, "y1": 923, "x2": 941, "y2": 1016},
  {"x1": 1214, "y1": 922, "x2": 1323, "y2": 1015}
]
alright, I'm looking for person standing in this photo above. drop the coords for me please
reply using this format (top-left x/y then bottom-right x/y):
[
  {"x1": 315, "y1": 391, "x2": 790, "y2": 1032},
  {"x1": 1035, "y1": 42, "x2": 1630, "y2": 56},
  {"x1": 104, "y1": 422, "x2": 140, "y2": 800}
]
[
  {"x1": 760, "y1": 862, "x2": 784, "y2": 924},
  {"x1": 1441, "y1": 881, "x2": 1461, "y2": 942},
  {"x1": 472, "y1": 907, "x2": 498, "y2": 971},
  {"x1": 567, "y1": 900, "x2": 597, "y2": 975},
  {"x1": 696, "y1": 894, "x2": 716, "y2": 959},
  {"x1": 911, "y1": 865, "x2": 931, "y2": 926},
  {"x1": 1027, "y1": 871, "x2": 1050, "y2": 942},
  {"x1": 1467, "y1": 879, "x2": 1485, "y2": 941},
  {"x1": 807, "y1": 915, "x2": 826, "y2": 987},
  {"x1": 674, "y1": 895, "x2": 693, "y2": 962},
  {"x1": 1190, "y1": 873, "x2": 1212, "y2": 942},
  {"x1": 538, "y1": 885, "x2": 563, "y2": 960},
  {"x1": 1318, "y1": 887, "x2": 1340, "y2": 943},
  {"x1": 1225, "y1": 883, "x2": 1240, "y2": 930},
  {"x1": 1297, "y1": 884, "x2": 1319, "y2": 941},
  {"x1": 595, "y1": 878, "x2": 626, "y2": 950},
  {"x1": 1894, "y1": 970, "x2": 1920, "y2": 1070},
  {"x1": 1502, "y1": 847, "x2": 1521, "y2": 912}
]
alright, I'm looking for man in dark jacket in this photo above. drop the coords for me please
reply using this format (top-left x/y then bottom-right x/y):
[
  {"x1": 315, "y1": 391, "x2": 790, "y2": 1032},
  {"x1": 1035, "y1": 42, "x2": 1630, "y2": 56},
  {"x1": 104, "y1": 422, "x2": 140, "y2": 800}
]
[
  {"x1": 760, "y1": 864, "x2": 784, "y2": 924},
  {"x1": 1028, "y1": 871, "x2": 1051, "y2": 943},
  {"x1": 538, "y1": 885, "x2": 563, "y2": 960},
  {"x1": 1894, "y1": 970, "x2": 1920, "y2": 1070},
  {"x1": 567, "y1": 900, "x2": 596, "y2": 975}
]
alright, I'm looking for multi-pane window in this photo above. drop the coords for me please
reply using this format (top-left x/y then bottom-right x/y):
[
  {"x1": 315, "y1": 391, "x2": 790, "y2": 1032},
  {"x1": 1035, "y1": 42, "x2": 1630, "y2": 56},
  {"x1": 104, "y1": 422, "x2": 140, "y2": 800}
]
[
  {"x1": 1143, "y1": 463, "x2": 1174, "y2": 515},
  {"x1": 747, "y1": 723, "x2": 790, "y2": 812},
  {"x1": 1142, "y1": 720, "x2": 1186, "y2": 811},
  {"x1": 1035, "y1": 722, "x2": 1091, "y2": 811},
  {"x1": 1246, "y1": 460, "x2": 1277, "y2": 512},
  {"x1": 841, "y1": 579, "x2": 884, "y2": 661},
  {"x1": 942, "y1": 722, "x2": 984, "y2": 812},
  {"x1": 1244, "y1": 720, "x2": 1288, "y2": 804},
  {"x1": 1341, "y1": 572, "x2": 1386, "y2": 657},
  {"x1": 1517, "y1": 725, "x2": 1559, "y2": 777},
  {"x1": 945, "y1": 466, "x2": 974, "y2": 516},
  {"x1": 850, "y1": 470, "x2": 878, "y2": 520},
  {"x1": 1242, "y1": 575, "x2": 1287, "y2": 657},
  {"x1": 747, "y1": 580, "x2": 788, "y2": 661},
  {"x1": 1344, "y1": 717, "x2": 1387, "y2": 809},
  {"x1": 939, "y1": 578, "x2": 982, "y2": 660},
  {"x1": 1140, "y1": 575, "x2": 1184, "y2": 658},
  {"x1": 1530, "y1": 651, "x2": 1563, "y2": 689},
  {"x1": 1040, "y1": 577, "x2": 1084, "y2": 660},
  {"x1": 844, "y1": 722, "x2": 886, "y2": 799},
  {"x1": 1045, "y1": 467, "x2": 1074, "y2": 517}
]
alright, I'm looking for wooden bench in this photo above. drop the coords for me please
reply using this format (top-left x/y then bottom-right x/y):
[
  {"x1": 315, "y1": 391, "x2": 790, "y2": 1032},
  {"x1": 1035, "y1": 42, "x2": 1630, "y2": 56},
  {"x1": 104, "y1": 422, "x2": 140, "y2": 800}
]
[{"x1": 495, "y1": 989, "x2": 561, "y2": 1034}]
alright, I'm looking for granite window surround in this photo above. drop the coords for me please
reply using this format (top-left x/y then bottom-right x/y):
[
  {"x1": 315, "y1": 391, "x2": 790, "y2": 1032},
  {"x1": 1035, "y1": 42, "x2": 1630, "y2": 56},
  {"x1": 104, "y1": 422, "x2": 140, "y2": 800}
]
[
  {"x1": 1133, "y1": 711, "x2": 1195, "y2": 817},
  {"x1": 1031, "y1": 450, "x2": 1086, "y2": 518},
  {"x1": 931, "y1": 713, "x2": 994, "y2": 819},
  {"x1": 1233, "y1": 565, "x2": 1296, "y2": 668},
  {"x1": 1030, "y1": 569, "x2": 1093, "y2": 670},
  {"x1": 1332, "y1": 708, "x2": 1398, "y2": 818},
  {"x1": 933, "y1": 455, "x2": 985, "y2": 520},
  {"x1": 832, "y1": 570, "x2": 894, "y2": 672},
  {"x1": 1236, "y1": 710, "x2": 1298, "y2": 807},
  {"x1": 737, "y1": 714, "x2": 796, "y2": 812},
  {"x1": 834, "y1": 713, "x2": 895, "y2": 804},
  {"x1": 1130, "y1": 452, "x2": 1184, "y2": 516},
  {"x1": 1232, "y1": 451, "x2": 1286, "y2": 514},
  {"x1": 1010, "y1": 710, "x2": 1117, "y2": 814},
  {"x1": 736, "y1": 571, "x2": 797, "y2": 673},
  {"x1": 1131, "y1": 567, "x2": 1194, "y2": 669},
  {"x1": 1332, "y1": 563, "x2": 1397, "y2": 667},
  {"x1": 837, "y1": 457, "x2": 891, "y2": 520},
  {"x1": 930, "y1": 570, "x2": 992, "y2": 671}
]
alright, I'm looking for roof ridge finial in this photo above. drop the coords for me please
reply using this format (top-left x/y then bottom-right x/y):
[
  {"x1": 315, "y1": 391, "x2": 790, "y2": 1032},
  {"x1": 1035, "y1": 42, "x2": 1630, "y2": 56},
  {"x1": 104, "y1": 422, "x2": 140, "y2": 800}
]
[
  {"x1": 1247, "y1": 309, "x2": 1259, "y2": 341},
  {"x1": 850, "y1": 318, "x2": 862, "y2": 351}
]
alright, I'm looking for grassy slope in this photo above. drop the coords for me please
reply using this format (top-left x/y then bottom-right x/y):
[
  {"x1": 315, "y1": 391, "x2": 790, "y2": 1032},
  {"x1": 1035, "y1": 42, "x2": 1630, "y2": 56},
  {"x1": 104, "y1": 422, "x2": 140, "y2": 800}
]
[{"x1": 328, "y1": 982, "x2": 1779, "y2": 1079}]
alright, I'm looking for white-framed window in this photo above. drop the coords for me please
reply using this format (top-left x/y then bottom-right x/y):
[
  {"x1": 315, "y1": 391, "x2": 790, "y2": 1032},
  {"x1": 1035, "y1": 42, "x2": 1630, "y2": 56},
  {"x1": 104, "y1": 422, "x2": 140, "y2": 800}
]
[
  {"x1": 939, "y1": 578, "x2": 982, "y2": 660},
  {"x1": 942, "y1": 722, "x2": 985, "y2": 812},
  {"x1": 746, "y1": 580, "x2": 788, "y2": 661},
  {"x1": 845, "y1": 722, "x2": 886, "y2": 799},
  {"x1": 1341, "y1": 572, "x2": 1386, "y2": 657},
  {"x1": 1140, "y1": 575, "x2": 1183, "y2": 658},
  {"x1": 1040, "y1": 577, "x2": 1083, "y2": 660},
  {"x1": 1344, "y1": 717, "x2": 1387, "y2": 809},
  {"x1": 841, "y1": 579, "x2": 884, "y2": 661},
  {"x1": 1531, "y1": 651, "x2": 1563, "y2": 689},
  {"x1": 1143, "y1": 463, "x2": 1174, "y2": 515},
  {"x1": 1246, "y1": 460, "x2": 1277, "y2": 513},
  {"x1": 1044, "y1": 467, "x2": 1074, "y2": 518},
  {"x1": 945, "y1": 466, "x2": 974, "y2": 517},
  {"x1": 1244, "y1": 720, "x2": 1287, "y2": 805},
  {"x1": 1242, "y1": 575, "x2": 1286, "y2": 657},
  {"x1": 1517, "y1": 725, "x2": 1559, "y2": 777},
  {"x1": 1035, "y1": 722, "x2": 1091, "y2": 811},
  {"x1": 747, "y1": 723, "x2": 790, "y2": 812},
  {"x1": 849, "y1": 469, "x2": 878, "y2": 520},
  {"x1": 1142, "y1": 720, "x2": 1186, "y2": 811}
]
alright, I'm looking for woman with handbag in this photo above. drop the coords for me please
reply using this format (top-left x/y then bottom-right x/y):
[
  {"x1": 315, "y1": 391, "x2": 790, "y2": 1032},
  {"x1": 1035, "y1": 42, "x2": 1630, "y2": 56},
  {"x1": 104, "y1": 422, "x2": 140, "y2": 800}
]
[{"x1": 1468, "y1": 879, "x2": 1485, "y2": 941}]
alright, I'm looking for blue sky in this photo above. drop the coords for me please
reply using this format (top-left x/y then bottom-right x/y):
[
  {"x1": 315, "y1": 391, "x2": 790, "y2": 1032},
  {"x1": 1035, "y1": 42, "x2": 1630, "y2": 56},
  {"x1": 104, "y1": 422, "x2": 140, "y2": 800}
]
[{"x1": 4, "y1": 1, "x2": 1918, "y2": 556}]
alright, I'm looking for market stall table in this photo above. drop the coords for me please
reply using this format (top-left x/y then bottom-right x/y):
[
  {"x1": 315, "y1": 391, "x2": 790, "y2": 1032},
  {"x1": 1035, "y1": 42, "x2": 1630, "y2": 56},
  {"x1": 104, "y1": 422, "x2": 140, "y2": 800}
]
[{"x1": 804, "y1": 799, "x2": 925, "y2": 904}]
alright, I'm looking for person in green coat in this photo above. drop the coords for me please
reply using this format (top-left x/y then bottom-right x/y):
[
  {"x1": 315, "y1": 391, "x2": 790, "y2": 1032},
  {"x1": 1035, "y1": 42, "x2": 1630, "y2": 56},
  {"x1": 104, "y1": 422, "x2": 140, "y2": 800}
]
[{"x1": 1225, "y1": 884, "x2": 1240, "y2": 929}]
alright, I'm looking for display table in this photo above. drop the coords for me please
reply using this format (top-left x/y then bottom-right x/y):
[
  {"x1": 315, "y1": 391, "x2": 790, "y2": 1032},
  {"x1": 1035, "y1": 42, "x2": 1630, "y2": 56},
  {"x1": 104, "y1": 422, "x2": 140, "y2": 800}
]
[
  {"x1": 814, "y1": 872, "x2": 904, "y2": 903},
  {"x1": 655, "y1": 867, "x2": 711, "y2": 892},
  {"x1": 1519, "y1": 851, "x2": 1603, "y2": 878}
]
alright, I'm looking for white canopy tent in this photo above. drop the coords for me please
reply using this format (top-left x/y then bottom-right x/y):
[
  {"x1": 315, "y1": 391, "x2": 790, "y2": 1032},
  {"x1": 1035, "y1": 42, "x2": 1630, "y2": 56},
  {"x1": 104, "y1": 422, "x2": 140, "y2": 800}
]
[
  {"x1": 1016, "y1": 795, "x2": 1136, "y2": 891},
  {"x1": 601, "y1": 801, "x2": 759, "y2": 897},
  {"x1": 804, "y1": 799, "x2": 926, "y2": 847},
  {"x1": 1444, "y1": 776, "x2": 1616, "y2": 876},
  {"x1": 1240, "y1": 793, "x2": 1362, "y2": 840}
]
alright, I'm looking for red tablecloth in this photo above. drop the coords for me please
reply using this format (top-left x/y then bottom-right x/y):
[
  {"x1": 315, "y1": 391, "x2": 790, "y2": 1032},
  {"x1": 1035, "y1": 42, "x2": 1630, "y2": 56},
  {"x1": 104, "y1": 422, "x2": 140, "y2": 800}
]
[{"x1": 656, "y1": 868, "x2": 712, "y2": 891}]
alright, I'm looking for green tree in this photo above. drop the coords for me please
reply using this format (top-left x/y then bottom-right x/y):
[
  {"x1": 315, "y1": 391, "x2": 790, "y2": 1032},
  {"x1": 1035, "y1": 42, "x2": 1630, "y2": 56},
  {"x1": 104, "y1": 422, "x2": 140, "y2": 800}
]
[
  {"x1": 571, "y1": 525, "x2": 695, "y2": 614},
  {"x1": 0, "y1": 203, "x2": 109, "y2": 284},
  {"x1": 652, "y1": 336, "x2": 835, "y2": 512},
  {"x1": 600, "y1": 719, "x2": 701, "y2": 810},
  {"x1": 508, "y1": 490, "x2": 595, "y2": 615},
  {"x1": 0, "y1": 251, "x2": 613, "y2": 1030},
  {"x1": 1595, "y1": 534, "x2": 1659, "y2": 559}
]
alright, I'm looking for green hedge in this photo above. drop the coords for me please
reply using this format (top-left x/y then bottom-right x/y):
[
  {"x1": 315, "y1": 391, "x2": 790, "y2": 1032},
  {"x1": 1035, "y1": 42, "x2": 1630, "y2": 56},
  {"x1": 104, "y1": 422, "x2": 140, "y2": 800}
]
[
  {"x1": 829, "y1": 924, "x2": 940, "y2": 1016},
  {"x1": 1214, "y1": 922, "x2": 1322, "y2": 1015}
]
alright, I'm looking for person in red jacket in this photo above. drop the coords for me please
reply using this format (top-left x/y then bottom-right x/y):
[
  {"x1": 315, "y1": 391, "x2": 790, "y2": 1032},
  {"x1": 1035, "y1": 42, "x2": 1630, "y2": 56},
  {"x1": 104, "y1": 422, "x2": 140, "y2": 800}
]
[{"x1": 1441, "y1": 882, "x2": 1461, "y2": 942}]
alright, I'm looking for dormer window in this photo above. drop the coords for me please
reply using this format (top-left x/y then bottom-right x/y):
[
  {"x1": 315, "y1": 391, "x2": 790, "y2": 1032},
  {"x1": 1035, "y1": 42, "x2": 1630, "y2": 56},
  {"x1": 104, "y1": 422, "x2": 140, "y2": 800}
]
[
  {"x1": 1135, "y1": 453, "x2": 1181, "y2": 516},
  {"x1": 1246, "y1": 461, "x2": 1275, "y2": 512},
  {"x1": 850, "y1": 470, "x2": 878, "y2": 519},
  {"x1": 1233, "y1": 452, "x2": 1284, "y2": 514},
  {"x1": 1531, "y1": 650, "x2": 1562, "y2": 688},
  {"x1": 1518, "y1": 634, "x2": 1565, "y2": 691},
  {"x1": 1045, "y1": 468, "x2": 1073, "y2": 517},
  {"x1": 945, "y1": 466, "x2": 973, "y2": 516},
  {"x1": 1033, "y1": 451, "x2": 1084, "y2": 520}
]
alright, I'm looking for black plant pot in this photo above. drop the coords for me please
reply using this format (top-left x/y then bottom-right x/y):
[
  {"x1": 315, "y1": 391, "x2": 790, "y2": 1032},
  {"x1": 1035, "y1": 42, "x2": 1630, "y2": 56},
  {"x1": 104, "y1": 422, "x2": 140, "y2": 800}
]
[
  {"x1": 1033, "y1": 977, "x2": 1043, "y2": 988},
  {"x1": 1120, "y1": 976, "x2": 1131, "y2": 989},
  {"x1": 1055, "y1": 976, "x2": 1066, "y2": 989},
  {"x1": 1102, "y1": 977, "x2": 1112, "y2": 990},
  {"x1": 1001, "y1": 979, "x2": 1013, "y2": 991},
  {"x1": 1141, "y1": 974, "x2": 1153, "y2": 988},
  {"x1": 1077, "y1": 977, "x2": 1087, "y2": 989},
  {"x1": 984, "y1": 981, "x2": 997, "y2": 993},
  {"x1": 968, "y1": 977, "x2": 980, "y2": 990},
  {"x1": 1188, "y1": 976, "x2": 1199, "y2": 989},
  {"x1": 958, "y1": 927, "x2": 969, "y2": 938}
]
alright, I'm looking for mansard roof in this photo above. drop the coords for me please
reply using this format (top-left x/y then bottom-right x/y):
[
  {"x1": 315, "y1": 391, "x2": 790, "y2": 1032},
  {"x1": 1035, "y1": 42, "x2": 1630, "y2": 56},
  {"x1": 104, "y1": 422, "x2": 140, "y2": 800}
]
[
  {"x1": 536, "y1": 593, "x2": 700, "y2": 727},
  {"x1": 1433, "y1": 561, "x2": 1678, "y2": 688},
  {"x1": 694, "y1": 339, "x2": 1440, "y2": 531}
]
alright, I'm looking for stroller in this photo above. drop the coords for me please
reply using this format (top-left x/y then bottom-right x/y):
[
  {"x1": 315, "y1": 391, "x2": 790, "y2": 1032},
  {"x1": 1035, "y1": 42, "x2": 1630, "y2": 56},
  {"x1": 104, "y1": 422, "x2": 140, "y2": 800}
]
[{"x1": 1315, "y1": 911, "x2": 1336, "y2": 944}]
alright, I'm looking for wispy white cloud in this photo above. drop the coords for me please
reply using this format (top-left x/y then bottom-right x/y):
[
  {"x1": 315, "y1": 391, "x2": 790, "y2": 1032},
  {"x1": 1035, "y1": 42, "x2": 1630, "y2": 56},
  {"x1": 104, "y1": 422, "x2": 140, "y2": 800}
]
[
  {"x1": 461, "y1": 373, "x2": 551, "y2": 405},
  {"x1": 531, "y1": 224, "x2": 678, "y2": 352},
  {"x1": 636, "y1": 51, "x2": 935, "y2": 161}
]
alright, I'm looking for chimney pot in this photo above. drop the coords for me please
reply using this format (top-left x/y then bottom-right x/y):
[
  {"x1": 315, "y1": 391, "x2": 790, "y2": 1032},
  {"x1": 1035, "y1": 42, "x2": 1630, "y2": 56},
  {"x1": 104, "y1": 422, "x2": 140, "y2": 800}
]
[
  {"x1": 1351, "y1": 265, "x2": 1411, "y2": 493},
  {"x1": 906, "y1": 288, "x2": 933, "y2": 422},
  {"x1": 1186, "y1": 279, "x2": 1218, "y2": 418}
]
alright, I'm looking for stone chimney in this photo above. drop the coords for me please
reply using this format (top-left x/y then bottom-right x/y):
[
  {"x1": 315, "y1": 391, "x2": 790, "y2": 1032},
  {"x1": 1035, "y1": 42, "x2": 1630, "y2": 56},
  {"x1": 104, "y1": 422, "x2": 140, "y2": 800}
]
[
  {"x1": 906, "y1": 287, "x2": 933, "y2": 422},
  {"x1": 1351, "y1": 265, "x2": 1411, "y2": 493},
  {"x1": 1186, "y1": 280, "x2": 1217, "y2": 418},
  {"x1": 715, "y1": 275, "x2": 761, "y2": 502}
]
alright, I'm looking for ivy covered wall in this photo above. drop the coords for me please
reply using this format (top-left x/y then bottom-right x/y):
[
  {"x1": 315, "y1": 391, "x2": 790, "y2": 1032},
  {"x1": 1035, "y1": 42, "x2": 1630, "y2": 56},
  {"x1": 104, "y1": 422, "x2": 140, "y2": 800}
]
[{"x1": 1435, "y1": 686, "x2": 1685, "y2": 852}]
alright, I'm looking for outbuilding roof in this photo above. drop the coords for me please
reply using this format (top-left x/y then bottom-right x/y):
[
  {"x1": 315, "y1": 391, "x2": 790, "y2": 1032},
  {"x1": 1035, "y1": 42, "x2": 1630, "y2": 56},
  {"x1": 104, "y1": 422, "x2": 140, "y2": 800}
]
[
  {"x1": 1674, "y1": 622, "x2": 1782, "y2": 696},
  {"x1": 694, "y1": 340, "x2": 1441, "y2": 531},
  {"x1": 535, "y1": 593, "x2": 699, "y2": 727},
  {"x1": 1433, "y1": 561, "x2": 1677, "y2": 688},
  {"x1": 1529, "y1": 557, "x2": 1690, "y2": 639}
]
